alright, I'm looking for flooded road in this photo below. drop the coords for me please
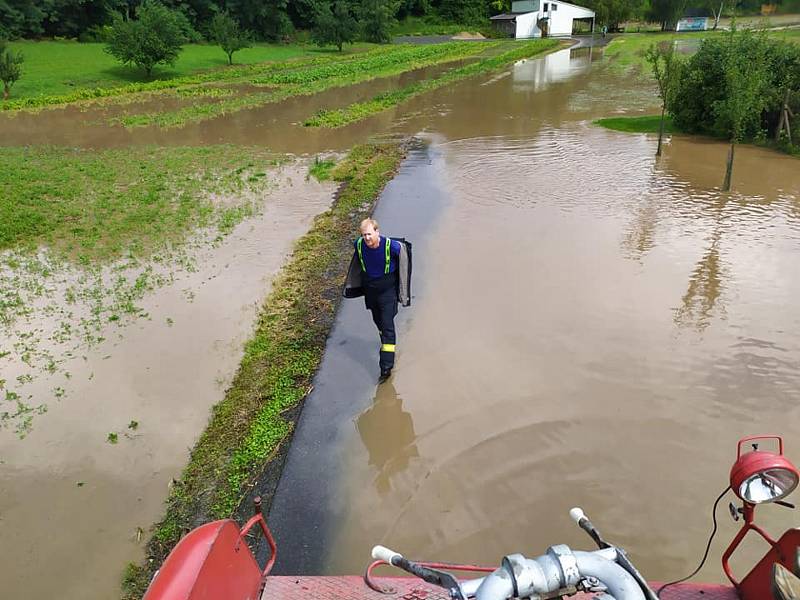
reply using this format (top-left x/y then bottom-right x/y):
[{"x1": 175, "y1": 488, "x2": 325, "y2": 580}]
[
  {"x1": 3, "y1": 38, "x2": 800, "y2": 598},
  {"x1": 268, "y1": 44, "x2": 800, "y2": 586}
]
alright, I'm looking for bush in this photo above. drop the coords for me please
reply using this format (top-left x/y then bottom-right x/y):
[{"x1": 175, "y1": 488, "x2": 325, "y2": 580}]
[
  {"x1": 670, "y1": 30, "x2": 800, "y2": 142},
  {"x1": 359, "y1": 0, "x2": 395, "y2": 43},
  {"x1": 105, "y1": 1, "x2": 187, "y2": 78}
]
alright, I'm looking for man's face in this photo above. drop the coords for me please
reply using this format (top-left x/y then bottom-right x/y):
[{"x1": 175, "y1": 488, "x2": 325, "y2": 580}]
[{"x1": 361, "y1": 224, "x2": 380, "y2": 248}]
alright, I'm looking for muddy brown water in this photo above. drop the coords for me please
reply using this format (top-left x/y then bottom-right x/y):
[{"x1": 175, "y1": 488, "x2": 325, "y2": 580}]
[
  {"x1": 267, "y1": 42, "x2": 800, "y2": 587},
  {"x1": 2, "y1": 40, "x2": 800, "y2": 599}
]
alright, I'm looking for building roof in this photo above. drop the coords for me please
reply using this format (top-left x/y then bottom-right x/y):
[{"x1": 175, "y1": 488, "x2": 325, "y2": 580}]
[{"x1": 490, "y1": 12, "x2": 525, "y2": 20}]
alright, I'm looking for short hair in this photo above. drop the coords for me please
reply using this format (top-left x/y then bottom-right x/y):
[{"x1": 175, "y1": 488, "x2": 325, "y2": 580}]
[{"x1": 360, "y1": 218, "x2": 379, "y2": 232}]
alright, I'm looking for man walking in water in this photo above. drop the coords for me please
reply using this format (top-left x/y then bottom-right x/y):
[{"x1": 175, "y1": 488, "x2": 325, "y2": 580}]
[{"x1": 343, "y1": 218, "x2": 412, "y2": 383}]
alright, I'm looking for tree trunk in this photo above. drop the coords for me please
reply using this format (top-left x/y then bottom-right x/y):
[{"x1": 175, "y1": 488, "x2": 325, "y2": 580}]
[
  {"x1": 3, "y1": 83, "x2": 8, "y2": 100},
  {"x1": 338, "y1": 42, "x2": 343, "y2": 52},
  {"x1": 228, "y1": 52, "x2": 233, "y2": 65},
  {"x1": 723, "y1": 141, "x2": 735, "y2": 191},
  {"x1": 713, "y1": 2, "x2": 723, "y2": 29},
  {"x1": 776, "y1": 88, "x2": 791, "y2": 142},
  {"x1": 657, "y1": 104, "x2": 666, "y2": 156}
]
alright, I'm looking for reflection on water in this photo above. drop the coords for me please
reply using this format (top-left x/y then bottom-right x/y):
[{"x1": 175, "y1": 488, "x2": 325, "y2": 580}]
[{"x1": 356, "y1": 382, "x2": 419, "y2": 495}]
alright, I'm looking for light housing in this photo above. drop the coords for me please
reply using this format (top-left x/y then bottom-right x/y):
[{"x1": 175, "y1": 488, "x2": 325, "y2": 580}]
[{"x1": 730, "y1": 436, "x2": 799, "y2": 505}]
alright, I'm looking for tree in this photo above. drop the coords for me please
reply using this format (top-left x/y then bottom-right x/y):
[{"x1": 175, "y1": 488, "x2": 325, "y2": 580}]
[
  {"x1": 0, "y1": 39, "x2": 23, "y2": 100},
  {"x1": 439, "y1": 0, "x2": 486, "y2": 23},
  {"x1": 645, "y1": 40, "x2": 682, "y2": 156},
  {"x1": 359, "y1": 0, "x2": 395, "y2": 43},
  {"x1": 584, "y1": 0, "x2": 645, "y2": 30},
  {"x1": 312, "y1": 1, "x2": 357, "y2": 52},
  {"x1": 105, "y1": 0, "x2": 186, "y2": 78},
  {"x1": 209, "y1": 11, "x2": 251, "y2": 64},
  {"x1": 226, "y1": 0, "x2": 292, "y2": 42},
  {"x1": 715, "y1": 28, "x2": 770, "y2": 191},
  {"x1": 647, "y1": 0, "x2": 688, "y2": 31}
]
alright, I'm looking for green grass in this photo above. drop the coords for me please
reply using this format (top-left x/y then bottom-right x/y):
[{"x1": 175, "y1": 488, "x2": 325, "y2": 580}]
[
  {"x1": 2, "y1": 41, "x2": 338, "y2": 102},
  {"x1": 308, "y1": 157, "x2": 337, "y2": 181},
  {"x1": 120, "y1": 141, "x2": 407, "y2": 600},
  {"x1": 117, "y1": 41, "x2": 498, "y2": 128},
  {"x1": 594, "y1": 114, "x2": 676, "y2": 133},
  {"x1": 0, "y1": 145, "x2": 280, "y2": 262},
  {"x1": 304, "y1": 39, "x2": 559, "y2": 128}
]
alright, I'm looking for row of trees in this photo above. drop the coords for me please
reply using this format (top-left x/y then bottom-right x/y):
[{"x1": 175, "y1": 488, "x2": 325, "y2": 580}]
[
  {"x1": 5, "y1": 0, "x2": 795, "y2": 41},
  {"x1": 647, "y1": 28, "x2": 799, "y2": 188}
]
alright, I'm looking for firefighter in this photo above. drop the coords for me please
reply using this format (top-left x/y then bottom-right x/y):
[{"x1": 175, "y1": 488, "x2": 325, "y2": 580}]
[{"x1": 343, "y1": 218, "x2": 412, "y2": 383}]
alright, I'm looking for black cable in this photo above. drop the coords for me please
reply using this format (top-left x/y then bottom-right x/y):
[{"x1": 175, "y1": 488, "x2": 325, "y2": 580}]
[{"x1": 656, "y1": 485, "x2": 731, "y2": 599}]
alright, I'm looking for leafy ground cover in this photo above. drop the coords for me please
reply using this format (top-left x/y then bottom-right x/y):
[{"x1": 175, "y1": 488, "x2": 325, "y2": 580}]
[
  {"x1": 116, "y1": 41, "x2": 500, "y2": 128},
  {"x1": 304, "y1": 39, "x2": 559, "y2": 128}
]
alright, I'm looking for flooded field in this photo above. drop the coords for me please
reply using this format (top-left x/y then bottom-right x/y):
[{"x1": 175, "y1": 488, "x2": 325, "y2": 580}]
[
  {"x1": 2, "y1": 38, "x2": 800, "y2": 599},
  {"x1": 0, "y1": 165, "x2": 335, "y2": 599}
]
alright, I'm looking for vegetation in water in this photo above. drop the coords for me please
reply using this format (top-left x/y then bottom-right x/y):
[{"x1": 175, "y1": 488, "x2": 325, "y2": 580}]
[
  {"x1": 308, "y1": 156, "x2": 337, "y2": 181},
  {"x1": 304, "y1": 39, "x2": 558, "y2": 127},
  {"x1": 0, "y1": 145, "x2": 285, "y2": 436},
  {"x1": 120, "y1": 141, "x2": 407, "y2": 600},
  {"x1": 116, "y1": 41, "x2": 498, "y2": 129}
]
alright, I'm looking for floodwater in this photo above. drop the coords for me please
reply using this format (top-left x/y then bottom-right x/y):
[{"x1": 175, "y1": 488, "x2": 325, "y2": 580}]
[
  {"x1": 267, "y1": 41, "x2": 800, "y2": 590},
  {"x1": 2, "y1": 38, "x2": 800, "y2": 599},
  {"x1": 0, "y1": 165, "x2": 335, "y2": 600}
]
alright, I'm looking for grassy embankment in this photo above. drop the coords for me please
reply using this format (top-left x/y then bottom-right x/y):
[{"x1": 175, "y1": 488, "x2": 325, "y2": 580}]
[
  {"x1": 115, "y1": 41, "x2": 501, "y2": 128},
  {"x1": 304, "y1": 39, "x2": 559, "y2": 128},
  {"x1": 120, "y1": 141, "x2": 407, "y2": 599}
]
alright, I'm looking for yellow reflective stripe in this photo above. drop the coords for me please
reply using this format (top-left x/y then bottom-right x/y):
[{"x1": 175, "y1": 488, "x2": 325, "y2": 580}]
[
  {"x1": 384, "y1": 237, "x2": 391, "y2": 274},
  {"x1": 381, "y1": 344, "x2": 396, "y2": 352},
  {"x1": 357, "y1": 237, "x2": 366, "y2": 272}
]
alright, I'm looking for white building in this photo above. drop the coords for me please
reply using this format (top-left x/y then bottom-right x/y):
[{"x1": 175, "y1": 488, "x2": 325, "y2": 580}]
[{"x1": 490, "y1": 0, "x2": 596, "y2": 39}]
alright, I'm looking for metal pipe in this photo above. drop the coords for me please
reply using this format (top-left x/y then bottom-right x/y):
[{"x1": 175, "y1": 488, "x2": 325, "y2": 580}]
[
  {"x1": 573, "y1": 551, "x2": 646, "y2": 600},
  {"x1": 472, "y1": 566, "x2": 514, "y2": 600}
]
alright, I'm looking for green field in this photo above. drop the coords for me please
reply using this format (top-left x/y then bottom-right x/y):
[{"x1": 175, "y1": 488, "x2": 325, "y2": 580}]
[
  {"x1": 4, "y1": 40, "x2": 367, "y2": 101},
  {"x1": 594, "y1": 114, "x2": 675, "y2": 133}
]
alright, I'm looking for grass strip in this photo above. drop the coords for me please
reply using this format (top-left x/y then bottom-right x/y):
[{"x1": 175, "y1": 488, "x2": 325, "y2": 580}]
[
  {"x1": 304, "y1": 39, "x2": 559, "y2": 128},
  {"x1": 0, "y1": 44, "x2": 385, "y2": 112},
  {"x1": 117, "y1": 41, "x2": 500, "y2": 129},
  {"x1": 120, "y1": 141, "x2": 407, "y2": 600},
  {"x1": 0, "y1": 145, "x2": 280, "y2": 263},
  {"x1": 594, "y1": 114, "x2": 676, "y2": 134}
]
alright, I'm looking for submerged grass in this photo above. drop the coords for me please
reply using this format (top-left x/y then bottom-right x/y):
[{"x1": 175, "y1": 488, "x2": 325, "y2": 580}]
[
  {"x1": 116, "y1": 42, "x2": 498, "y2": 129},
  {"x1": 0, "y1": 146, "x2": 280, "y2": 262},
  {"x1": 120, "y1": 141, "x2": 407, "y2": 600},
  {"x1": 304, "y1": 39, "x2": 559, "y2": 128}
]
